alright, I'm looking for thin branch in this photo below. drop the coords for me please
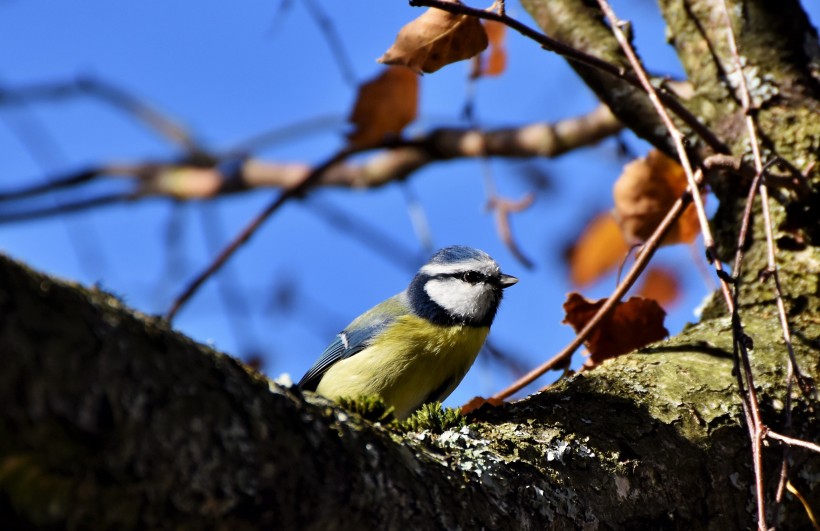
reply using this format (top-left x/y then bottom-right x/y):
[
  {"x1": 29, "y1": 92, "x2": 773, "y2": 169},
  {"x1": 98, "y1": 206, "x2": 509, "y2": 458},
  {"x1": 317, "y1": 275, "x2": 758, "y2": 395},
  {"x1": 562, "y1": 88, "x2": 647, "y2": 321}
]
[
  {"x1": 306, "y1": 197, "x2": 423, "y2": 270},
  {"x1": 481, "y1": 338, "x2": 531, "y2": 378},
  {"x1": 493, "y1": 173, "x2": 699, "y2": 400},
  {"x1": 725, "y1": 161, "x2": 768, "y2": 522},
  {"x1": 196, "y1": 204, "x2": 264, "y2": 357},
  {"x1": 408, "y1": 0, "x2": 728, "y2": 155},
  {"x1": 268, "y1": 0, "x2": 294, "y2": 35},
  {"x1": 1, "y1": 107, "x2": 623, "y2": 221},
  {"x1": 303, "y1": 0, "x2": 358, "y2": 87},
  {"x1": 223, "y1": 114, "x2": 345, "y2": 157},
  {"x1": 0, "y1": 76, "x2": 201, "y2": 153},
  {"x1": 468, "y1": 84, "x2": 536, "y2": 269},
  {"x1": 1, "y1": 105, "x2": 113, "y2": 277},
  {"x1": 0, "y1": 167, "x2": 105, "y2": 202},
  {"x1": 0, "y1": 194, "x2": 134, "y2": 223},
  {"x1": 718, "y1": 1, "x2": 816, "y2": 526},
  {"x1": 165, "y1": 143, "x2": 388, "y2": 322},
  {"x1": 592, "y1": 3, "x2": 774, "y2": 525},
  {"x1": 766, "y1": 430, "x2": 820, "y2": 454},
  {"x1": 487, "y1": 194, "x2": 535, "y2": 269},
  {"x1": 596, "y1": 1, "x2": 717, "y2": 266},
  {"x1": 401, "y1": 184, "x2": 435, "y2": 254},
  {"x1": 591, "y1": 9, "x2": 758, "y2": 453}
]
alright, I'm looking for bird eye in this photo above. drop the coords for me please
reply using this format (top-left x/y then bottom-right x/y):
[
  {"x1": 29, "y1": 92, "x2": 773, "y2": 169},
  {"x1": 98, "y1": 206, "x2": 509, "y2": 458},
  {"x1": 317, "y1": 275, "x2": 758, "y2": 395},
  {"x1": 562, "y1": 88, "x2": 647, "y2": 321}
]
[{"x1": 461, "y1": 271, "x2": 483, "y2": 284}]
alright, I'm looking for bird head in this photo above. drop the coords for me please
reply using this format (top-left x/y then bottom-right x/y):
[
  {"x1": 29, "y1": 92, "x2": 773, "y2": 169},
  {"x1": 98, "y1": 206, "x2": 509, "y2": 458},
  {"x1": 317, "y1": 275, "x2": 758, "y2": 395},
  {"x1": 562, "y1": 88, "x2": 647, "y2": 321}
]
[{"x1": 407, "y1": 246, "x2": 518, "y2": 327}]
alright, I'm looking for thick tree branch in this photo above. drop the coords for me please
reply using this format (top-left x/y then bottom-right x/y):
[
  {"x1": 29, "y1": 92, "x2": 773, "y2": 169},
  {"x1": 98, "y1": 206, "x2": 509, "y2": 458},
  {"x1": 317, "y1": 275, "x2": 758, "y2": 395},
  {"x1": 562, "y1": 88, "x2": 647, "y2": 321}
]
[
  {"x1": 0, "y1": 105, "x2": 621, "y2": 222},
  {"x1": 1, "y1": 253, "x2": 818, "y2": 529},
  {"x1": 518, "y1": 0, "x2": 702, "y2": 159},
  {"x1": 2, "y1": 2, "x2": 820, "y2": 529}
]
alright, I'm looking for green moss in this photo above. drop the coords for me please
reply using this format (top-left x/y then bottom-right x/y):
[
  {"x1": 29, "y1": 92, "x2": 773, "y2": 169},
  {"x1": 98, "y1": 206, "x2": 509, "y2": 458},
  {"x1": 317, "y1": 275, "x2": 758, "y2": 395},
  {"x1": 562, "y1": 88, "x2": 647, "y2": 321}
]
[
  {"x1": 321, "y1": 395, "x2": 468, "y2": 435},
  {"x1": 336, "y1": 395, "x2": 396, "y2": 424},
  {"x1": 397, "y1": 402, "x2": 467, "y2": 434}
]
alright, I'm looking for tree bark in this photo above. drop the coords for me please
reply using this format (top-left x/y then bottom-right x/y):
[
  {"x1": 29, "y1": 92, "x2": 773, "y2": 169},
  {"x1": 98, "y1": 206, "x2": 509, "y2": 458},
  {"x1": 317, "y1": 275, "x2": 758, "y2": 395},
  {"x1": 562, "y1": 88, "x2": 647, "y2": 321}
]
[
  {"x1": 2, "y1": 0, "x2": 819, "y2": 529},
  {"x1": 0, "y1": 251, "x2": 818, "y2": 530}
]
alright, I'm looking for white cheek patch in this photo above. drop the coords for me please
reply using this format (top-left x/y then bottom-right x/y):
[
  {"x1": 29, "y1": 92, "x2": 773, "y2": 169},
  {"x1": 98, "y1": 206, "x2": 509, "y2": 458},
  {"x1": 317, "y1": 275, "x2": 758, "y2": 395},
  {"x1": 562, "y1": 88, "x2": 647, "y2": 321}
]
[{"x1": 424, "y1": 277, "x2": 494, "y2": 321}]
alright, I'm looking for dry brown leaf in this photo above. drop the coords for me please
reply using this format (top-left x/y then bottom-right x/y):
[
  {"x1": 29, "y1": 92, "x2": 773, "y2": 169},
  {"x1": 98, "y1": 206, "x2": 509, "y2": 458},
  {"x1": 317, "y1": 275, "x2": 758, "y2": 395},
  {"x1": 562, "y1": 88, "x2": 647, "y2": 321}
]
[
  {"x1": 461, "y1": 396, "x2": 504, "y2": 415},
  {"x1": 378, "y1": 0, "x2": 488, "y2": 74},
  {"x1": 613, "y1": 149, "x2": 700, "y2": 245},
  {"x1": 481, "y1": 20, "x2": 507, "y2": 77},
  {"x1": 563, "y1": 292, "x2": 668, "y2": 368},
  {"x1": 347, "y1": 66, "x2": 419, "y2": 149},
  {"x1": 637, "y1": 266, "x2": 681, "y2": 308},
  {"x1": 567, "y1": 212, "x2": 630, "y2": 286}
]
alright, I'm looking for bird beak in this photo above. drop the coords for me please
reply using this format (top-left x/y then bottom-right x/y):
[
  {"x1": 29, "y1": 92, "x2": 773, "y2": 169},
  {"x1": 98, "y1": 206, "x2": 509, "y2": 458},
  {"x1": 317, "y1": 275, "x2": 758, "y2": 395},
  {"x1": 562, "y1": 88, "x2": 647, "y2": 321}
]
[{"x1": 498, "y1": 274, "x2": 518, "y2": 288}]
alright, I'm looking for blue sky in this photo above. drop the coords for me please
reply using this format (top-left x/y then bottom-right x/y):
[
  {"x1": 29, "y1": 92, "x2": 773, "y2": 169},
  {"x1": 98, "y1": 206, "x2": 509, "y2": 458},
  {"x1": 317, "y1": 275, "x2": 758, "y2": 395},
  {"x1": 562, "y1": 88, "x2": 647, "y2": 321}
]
[{"x1": 2, "y1": 1, "x2": 816, "y2": 408}]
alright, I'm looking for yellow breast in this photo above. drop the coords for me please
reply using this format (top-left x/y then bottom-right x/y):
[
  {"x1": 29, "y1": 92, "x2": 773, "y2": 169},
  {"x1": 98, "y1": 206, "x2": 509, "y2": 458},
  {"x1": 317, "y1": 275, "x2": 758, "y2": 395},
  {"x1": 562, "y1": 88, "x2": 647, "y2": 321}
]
[{"x1": 315, "y1": 314, "x2": 489, "y2": 420}]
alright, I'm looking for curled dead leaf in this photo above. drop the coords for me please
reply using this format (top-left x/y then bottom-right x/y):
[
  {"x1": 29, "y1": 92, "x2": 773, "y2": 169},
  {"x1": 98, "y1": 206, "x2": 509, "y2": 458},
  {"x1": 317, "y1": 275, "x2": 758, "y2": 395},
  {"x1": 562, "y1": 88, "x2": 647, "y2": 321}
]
[
  {"x1": 567, "y1": 212, "x2": 630, "y2": 286},
  {"x1": 563, "y1": 292, "x2": 668, "y2": 368},
  {"x1": 378, "y1": 0, "x2": 488, "y2": 74},
  {"x1": 347, "y1": 66, "x2": 419, "y2": 149},
  {"x1": 613, "y1": 149, "x2": 700, "y2": 245}
]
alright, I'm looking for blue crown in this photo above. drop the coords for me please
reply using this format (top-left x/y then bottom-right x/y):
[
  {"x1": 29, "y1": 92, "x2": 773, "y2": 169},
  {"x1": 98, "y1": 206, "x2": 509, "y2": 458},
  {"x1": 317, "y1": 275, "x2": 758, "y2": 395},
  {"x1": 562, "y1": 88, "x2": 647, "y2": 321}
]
[{"x1": 428, "y1": 245, "x2": 490, "y2": 264}]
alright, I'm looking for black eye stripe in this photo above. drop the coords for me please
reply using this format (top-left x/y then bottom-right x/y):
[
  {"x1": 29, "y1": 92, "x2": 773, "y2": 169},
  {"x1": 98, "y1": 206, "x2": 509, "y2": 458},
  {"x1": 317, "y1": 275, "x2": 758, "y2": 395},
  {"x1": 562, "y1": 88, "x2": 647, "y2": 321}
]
[
  {"x1": 428, "y1": 271, "x2": 498, "y2": 284},
  {"x1": 431, "y1": 271, "x2": 487, "y2": 283}
]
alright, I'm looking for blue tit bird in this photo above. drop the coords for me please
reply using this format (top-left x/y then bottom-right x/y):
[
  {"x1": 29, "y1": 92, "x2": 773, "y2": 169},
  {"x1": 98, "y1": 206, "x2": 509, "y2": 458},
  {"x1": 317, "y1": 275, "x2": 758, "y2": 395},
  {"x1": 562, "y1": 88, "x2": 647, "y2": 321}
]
[{"x1": 298, "y1": 246, "x2": 518, "y2": 420}]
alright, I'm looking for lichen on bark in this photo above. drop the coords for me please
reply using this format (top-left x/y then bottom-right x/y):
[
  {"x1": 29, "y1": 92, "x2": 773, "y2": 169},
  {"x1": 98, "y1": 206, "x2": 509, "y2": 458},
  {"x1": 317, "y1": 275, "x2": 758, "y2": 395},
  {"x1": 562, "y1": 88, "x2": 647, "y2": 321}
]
[
  {"x1": 1, "y1": 250, "x2": 818, "y2": 529},
  {"x1": 2, "y1": 0, "x2": 820, "y2": 528}
]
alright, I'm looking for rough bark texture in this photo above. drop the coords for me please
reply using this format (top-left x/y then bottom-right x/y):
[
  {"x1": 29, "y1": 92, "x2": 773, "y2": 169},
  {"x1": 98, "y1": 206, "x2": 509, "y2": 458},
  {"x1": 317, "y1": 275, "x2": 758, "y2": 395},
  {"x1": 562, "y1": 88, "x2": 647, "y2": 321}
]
[
  {"x1": 1, "y1": 251, "x2": 819, "y2": 530},
  {"x1": 1, "y1": 254, "x2": 818, "y2": 529},
  {"x1": 2, "y1": 0, "x2": 820, "y2": 529},
  {"x1": 522, "y1": 0, "x2": 682, "y2": 157}
]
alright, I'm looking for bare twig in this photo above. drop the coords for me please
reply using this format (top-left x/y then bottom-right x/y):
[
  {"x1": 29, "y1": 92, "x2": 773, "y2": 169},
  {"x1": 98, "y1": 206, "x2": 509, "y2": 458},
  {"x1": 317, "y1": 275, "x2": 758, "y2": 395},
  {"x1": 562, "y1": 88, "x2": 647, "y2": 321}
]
[
  {"x1": 487, "y1": 194, "x2": 535, "y2": 269},
  {"x1": 401, "y1": 184, "x2": 435, "y2": 254},
  {"x1": 303, "y1": 0, "x2": 358, "y2": 86},
  {"x1": 0, "y1": 194, "x2": 134, "y2": 223},
  {"x1": 596, "y1": 2, "x2": 716, "y2": 264},
  {"x1": 1, "y1": 103, "x2": 113, "y2": 277},
  {"x1": 0, "y1": 166, "x2": 103, "y2": 202},
  {"x1": 408, "y1": 0, "x2": 728, "y2": 155},
  {"x1": 482, "y1": 338, "x2": 531, "y2": 378},
  {"x1": 306, "y1": 197, "x2": 423, "y2": 270},
  {"x1": 196, "y1": 204, "x2": 263, "y2": 356},
  {"x1": 467, "y1": 86, "x2": 536, "y2": 269},
  {"x1": 1, "y1": 107, "x2": 622, "y2": 221},
  {"x1": 492, "y1": 176, "x2": 698, "y2": 400},
  {"x1": 725, "y1": 161, "x2": 769, "y2": 524},
  {"x1": 223, "y1": 114, "x2": 345, "y2": 157},
  {"x1": 591, "y1": 3, "x2": 790, "y2": 525},
  {"x1": 766, "y1": 430, "x2": 820, "y2": 454},
  {"x1": 164, "y1": 142, "x2": 394, "y2": 321},
  {"x1": 718, "y1": 2, "x2": 804, "y2": 385},
  {"x1": 0, "y1": 76, "x2": 201, "y2": 153},
  {"x1": 717, "y1": 1, "x2": 816, "y2": 526}
]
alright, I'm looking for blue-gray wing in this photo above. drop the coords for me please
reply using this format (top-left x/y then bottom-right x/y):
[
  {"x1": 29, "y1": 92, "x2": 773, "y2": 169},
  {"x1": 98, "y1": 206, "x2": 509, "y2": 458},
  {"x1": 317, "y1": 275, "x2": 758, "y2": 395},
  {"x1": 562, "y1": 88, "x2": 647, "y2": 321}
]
[{"x1": 297, "y1": 293, "x2": 408, "y2": 391}]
